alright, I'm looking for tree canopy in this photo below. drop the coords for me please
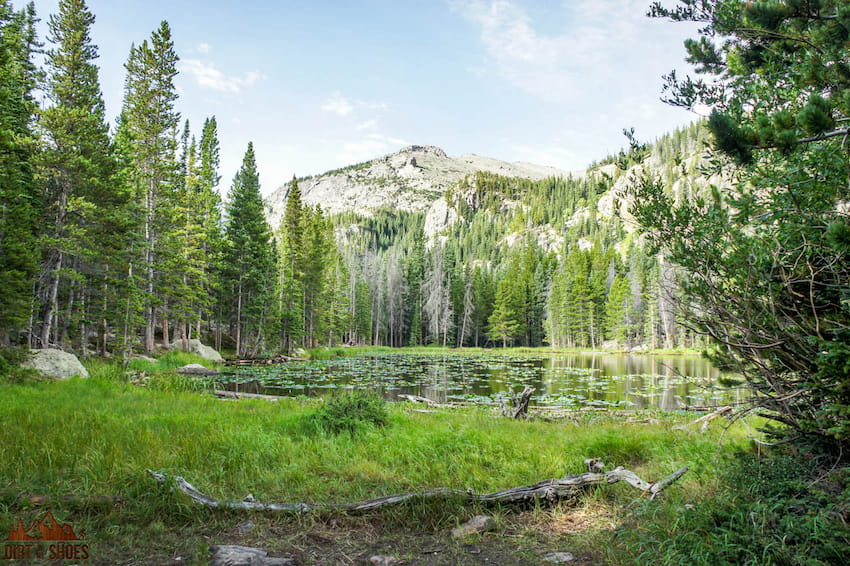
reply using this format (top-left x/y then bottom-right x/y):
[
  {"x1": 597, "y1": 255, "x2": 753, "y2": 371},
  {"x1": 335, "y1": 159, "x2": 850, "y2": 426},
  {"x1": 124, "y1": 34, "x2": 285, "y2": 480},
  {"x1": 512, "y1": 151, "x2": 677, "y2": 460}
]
[{"x1": 632, "y1": 0, "x2": 850, "y2": 450}]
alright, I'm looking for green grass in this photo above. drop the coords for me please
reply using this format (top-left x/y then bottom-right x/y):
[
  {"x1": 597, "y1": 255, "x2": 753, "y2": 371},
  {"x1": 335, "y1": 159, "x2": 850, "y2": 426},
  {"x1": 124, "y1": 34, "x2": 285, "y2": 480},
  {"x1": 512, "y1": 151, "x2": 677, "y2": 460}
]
[
  {"x1": 0, "y1": 377, "x2": 744, "y2": 505},
  {"x1": 305, "y1": 345, "x2": 705, "y2": 359},
  {"x1": 0, "y1": 366, "x2": 774, "y2": 564},
  {"x1": 583, "y1": 448, "x2": 850, "y2": 565},
  {"x1": 306, "y1": 345, "x2": 395, "y2": 359}
]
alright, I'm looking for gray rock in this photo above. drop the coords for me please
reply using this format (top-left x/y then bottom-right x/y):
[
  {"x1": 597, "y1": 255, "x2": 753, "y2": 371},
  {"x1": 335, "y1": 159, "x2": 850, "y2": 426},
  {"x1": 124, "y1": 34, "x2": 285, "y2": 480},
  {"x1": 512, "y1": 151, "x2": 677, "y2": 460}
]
[
  {"x1": 23, "y1": 349, "x2": 89, "y2": 379},
  {"x1": 169, "y1": 338, "x2": 223, "y2": 363},
  {"x1": 451, "y1": 515, "x2": 496, "y2": 539},
  {"x1": 236, "y1": 520, "x2": 255, "y2": 535},
  {"x1": 209, "y1": 545, "x2": 294, "y2": 566},
  {"x1": 542, "y1": 552, "x2": 575, "y2": 563},
  {"x1": 177, "y1": 364, "x2": 219, "y2": 376}
]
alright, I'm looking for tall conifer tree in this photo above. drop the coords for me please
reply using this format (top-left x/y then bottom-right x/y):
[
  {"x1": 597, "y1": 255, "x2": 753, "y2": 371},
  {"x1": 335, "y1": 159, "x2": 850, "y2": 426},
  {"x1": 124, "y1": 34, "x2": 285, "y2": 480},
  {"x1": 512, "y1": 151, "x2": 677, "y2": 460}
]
[
  {"x1": 0, "y1": 0, "x2": 39, "y2": 345},
  {"x1": 122, "y1": 21, "x2": 180, "y2": 352},
  {"x1": 277, "y1": 177, "x2": 304, "y2": 352},
  {"x1": 223, "y1": 143, "x2": 275, "y2": 357},
  {"x1": 36, "y1": 0, "x2": 117, "y2": 349}
]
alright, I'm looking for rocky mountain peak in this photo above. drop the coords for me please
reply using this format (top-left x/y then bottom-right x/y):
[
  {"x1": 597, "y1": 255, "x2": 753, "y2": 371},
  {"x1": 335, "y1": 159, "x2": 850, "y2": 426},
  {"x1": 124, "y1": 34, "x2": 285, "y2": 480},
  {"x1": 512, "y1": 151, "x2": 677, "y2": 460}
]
[
  {"x1": 264, "y1": 145, "x2": 572, "y2": 232},
  {"x1": 396, "y1": 145, "x2": 448, "y2": 158}
]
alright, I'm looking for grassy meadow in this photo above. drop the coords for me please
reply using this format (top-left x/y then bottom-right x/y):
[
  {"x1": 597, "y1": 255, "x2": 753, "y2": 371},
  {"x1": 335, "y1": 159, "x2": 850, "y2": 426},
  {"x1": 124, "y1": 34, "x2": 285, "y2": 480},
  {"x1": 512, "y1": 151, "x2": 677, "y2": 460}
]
[{"x1": 1, "y1": 352, "x2": 845, "y2": 565}]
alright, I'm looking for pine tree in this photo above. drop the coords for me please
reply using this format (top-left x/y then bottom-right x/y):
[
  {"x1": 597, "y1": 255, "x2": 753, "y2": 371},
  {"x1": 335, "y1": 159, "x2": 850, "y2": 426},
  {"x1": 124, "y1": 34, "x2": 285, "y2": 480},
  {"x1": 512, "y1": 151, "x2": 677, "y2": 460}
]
[
  {"x1": 122, "y1": 21, "x2": 180, "y2": 352},
  {"x1": 605, "y1": 273, "x2": 631, "y2": 344},
  {"x1": 0, "y1": 1, "x2": 39, "y2": 345},
  {"x1": 637, "y1": 0, "x2": 850, "y2": 446},
  {"x1": 277, "y1": 177, "x2": 304, "y2": 352},
  {"x1": 36, "y1": 0, "x2": 117, "y2": 349},
  {"x1": 301, "y1": 205, "x2": 333, "y2": 346},
  {"x1": 196, "y1": 117, "x2": 223, "y2": 344},
  {"x1": 488, "y1": 278, "x2": 521, "y2": 347},
  {"x1": 223, "y1": 143, "x2": 275, "y2": 357}
]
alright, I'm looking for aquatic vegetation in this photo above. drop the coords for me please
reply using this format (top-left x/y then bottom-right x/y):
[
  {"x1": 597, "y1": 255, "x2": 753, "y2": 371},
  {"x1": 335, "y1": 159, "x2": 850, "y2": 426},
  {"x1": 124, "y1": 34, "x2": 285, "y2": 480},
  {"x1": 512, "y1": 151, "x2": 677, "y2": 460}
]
[{"x1": 218, "y1": 351, "x2": 745, "y2": 410}]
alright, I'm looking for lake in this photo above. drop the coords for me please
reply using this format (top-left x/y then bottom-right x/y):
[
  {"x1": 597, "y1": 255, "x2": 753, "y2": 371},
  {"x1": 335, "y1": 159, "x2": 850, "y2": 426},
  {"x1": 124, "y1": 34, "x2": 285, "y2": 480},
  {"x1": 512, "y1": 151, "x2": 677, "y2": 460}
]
[{"x1": 218, "y1": 351, "x2": 747, "y2": 410}]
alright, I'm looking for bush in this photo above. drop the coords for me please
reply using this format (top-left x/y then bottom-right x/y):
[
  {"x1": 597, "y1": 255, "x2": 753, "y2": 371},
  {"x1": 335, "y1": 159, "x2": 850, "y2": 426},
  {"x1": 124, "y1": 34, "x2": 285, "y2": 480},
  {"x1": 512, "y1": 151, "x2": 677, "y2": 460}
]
[
  {"x1": 0, "y1": 348, "x2": 40, "y2": 383},
  {"x1": 310, "y1": 390, "x2": 389, "y2": 434},
  {"x1": 600, "y1": 449, "x2": 850, "y2": 565}
]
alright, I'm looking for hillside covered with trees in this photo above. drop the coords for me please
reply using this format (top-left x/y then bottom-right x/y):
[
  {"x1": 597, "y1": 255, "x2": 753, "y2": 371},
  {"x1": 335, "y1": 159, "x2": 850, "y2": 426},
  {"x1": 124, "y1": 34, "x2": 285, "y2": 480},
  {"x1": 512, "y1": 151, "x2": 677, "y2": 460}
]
[
  {"x1": 0, "y1": 0, "x2": 716, "y2": 358},
  {"x1": 2, "y1": 1, "x2": 850, "y2": 563},
  {"x1": 2, "y1": 0, "x2": 848, "y2": 451}
]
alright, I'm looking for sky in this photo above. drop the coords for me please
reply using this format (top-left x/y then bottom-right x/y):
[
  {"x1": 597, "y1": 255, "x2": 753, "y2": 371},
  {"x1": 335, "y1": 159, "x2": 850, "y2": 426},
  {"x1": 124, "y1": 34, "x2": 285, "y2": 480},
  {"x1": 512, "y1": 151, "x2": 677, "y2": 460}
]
[{"x1": 26, "y1": 0, "x2": 704, "y2": 196}]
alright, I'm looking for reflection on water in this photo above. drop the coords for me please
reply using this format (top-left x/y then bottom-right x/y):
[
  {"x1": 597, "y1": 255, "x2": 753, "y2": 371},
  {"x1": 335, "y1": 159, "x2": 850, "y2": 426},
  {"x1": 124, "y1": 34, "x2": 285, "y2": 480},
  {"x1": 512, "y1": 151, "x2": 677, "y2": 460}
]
[{"x1": 219, "y1": 352, "x2": 747, "y2": 410}]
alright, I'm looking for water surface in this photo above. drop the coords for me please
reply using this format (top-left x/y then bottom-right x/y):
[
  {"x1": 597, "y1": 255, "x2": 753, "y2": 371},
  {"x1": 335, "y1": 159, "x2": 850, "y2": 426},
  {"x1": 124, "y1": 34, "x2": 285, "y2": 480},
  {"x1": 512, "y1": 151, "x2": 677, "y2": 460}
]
[{"x1": 218, "y1": 351, "x2": 745, "y2": 410}]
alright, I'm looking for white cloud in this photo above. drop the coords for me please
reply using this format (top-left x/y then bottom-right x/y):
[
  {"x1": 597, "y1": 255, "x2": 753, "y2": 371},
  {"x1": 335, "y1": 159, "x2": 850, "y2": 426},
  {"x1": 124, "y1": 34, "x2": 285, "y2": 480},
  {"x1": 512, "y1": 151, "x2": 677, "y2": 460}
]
[
  {"x1": 179, "y1": 59, "x2": 266, "y2": 94},
  {"x1": 450, "y1": 0, "x2": 652, "y2": 102},
  {"x1": 356, "y1": 119, "x2": 378, "y2": 131},
  {"x1": 510, "y1": 142, "x2": 585, "y2": 171},
  {"x1": 321, "y1": 91, "x2": 354, "y2": 116},
  {"x1": 359, "y1": 100, "x2": 390, "y2": 112},
  {"x1": 197, "y1": 42, "x2": 211, "y2": 54}
]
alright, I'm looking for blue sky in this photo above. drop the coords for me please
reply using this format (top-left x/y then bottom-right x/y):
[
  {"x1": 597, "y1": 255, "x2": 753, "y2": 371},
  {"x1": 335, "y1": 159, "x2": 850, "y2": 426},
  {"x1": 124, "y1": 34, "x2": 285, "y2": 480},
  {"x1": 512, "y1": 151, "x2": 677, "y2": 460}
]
[{"x1": 27, "y1": 0, "x2": 703, "y2": 196}]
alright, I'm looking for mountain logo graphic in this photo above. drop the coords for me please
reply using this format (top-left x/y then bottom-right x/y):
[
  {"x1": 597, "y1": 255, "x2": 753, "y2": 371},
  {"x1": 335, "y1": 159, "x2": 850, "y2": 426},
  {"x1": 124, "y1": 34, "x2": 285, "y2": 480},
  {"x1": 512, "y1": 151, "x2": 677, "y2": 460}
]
[{"x1": 6, "y1": 511, "x2": 83, "y2": 542}]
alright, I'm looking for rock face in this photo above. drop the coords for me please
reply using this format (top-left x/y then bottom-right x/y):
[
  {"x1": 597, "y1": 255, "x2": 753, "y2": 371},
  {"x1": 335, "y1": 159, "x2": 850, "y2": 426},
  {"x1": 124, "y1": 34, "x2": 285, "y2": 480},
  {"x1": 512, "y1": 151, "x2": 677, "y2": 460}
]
[
  {"x1": 264, "y1": 145, "x2": 572, "y2": 231},
  {"x1": 23, "y1": 349, "x2": 89, "y2": 379},
  {"x1": 169, "y1": 339, "x2": 223, "y2": 363}
]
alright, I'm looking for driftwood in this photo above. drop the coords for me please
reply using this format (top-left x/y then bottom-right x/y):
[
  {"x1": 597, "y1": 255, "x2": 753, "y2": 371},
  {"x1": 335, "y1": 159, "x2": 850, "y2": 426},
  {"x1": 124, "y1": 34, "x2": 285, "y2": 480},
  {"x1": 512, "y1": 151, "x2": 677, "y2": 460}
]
[
  {"x1": 214, "y1": 389, "x2": 280, "y2": 401},
  {"x1": 227, "y1": 356, "x2": 302, "y2": 366},
  {"x1": 673, "y1": 405, "x2": 733, "y2": 432},
  {"x1": 147, "y1": 464, "x2": 687, "y2": 514},
  {"x1": 210, "y1": 545, "x2": 295, "y2": 566},
  {"x1": 500, "y1": 386, "x2": 536, "y2": 419},
  {"x1": 15, "y1": 493, "x2": 122, "y2": 507},
  {"x1": 397, "y1": 394, "x2": 443, "y2": 406}
]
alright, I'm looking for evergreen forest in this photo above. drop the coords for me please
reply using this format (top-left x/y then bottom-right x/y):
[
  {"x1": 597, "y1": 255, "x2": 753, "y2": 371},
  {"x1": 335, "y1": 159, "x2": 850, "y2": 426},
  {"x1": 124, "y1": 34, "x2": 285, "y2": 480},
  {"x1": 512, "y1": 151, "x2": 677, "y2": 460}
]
[
  {"x1": 0, "y1": 0, "x2": 716, "y2": 359},
  {"x1": 2, "y1": 1, "x2": 850, "y2": 563}
]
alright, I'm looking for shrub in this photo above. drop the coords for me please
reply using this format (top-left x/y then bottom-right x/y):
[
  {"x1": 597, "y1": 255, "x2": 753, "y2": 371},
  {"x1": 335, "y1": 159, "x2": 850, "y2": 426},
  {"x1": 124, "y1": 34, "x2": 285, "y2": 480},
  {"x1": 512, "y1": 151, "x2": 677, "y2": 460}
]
[
  {"x1": 0, "y1": 348, "x2": 40, "y2": 383},
  {"x1": 600, "y1": 449, "x2": 850, "y2": 566},
  {"x1": 310, "y1": 390, "x2": 389, "y2": 434}
]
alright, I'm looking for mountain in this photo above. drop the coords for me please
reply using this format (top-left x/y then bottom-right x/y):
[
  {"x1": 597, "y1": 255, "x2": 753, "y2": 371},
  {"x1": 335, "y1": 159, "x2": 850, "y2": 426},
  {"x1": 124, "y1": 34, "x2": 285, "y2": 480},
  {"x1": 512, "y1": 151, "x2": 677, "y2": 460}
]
[{"x1": 264, "y1": 145, "x2": 573, "y2": 231}]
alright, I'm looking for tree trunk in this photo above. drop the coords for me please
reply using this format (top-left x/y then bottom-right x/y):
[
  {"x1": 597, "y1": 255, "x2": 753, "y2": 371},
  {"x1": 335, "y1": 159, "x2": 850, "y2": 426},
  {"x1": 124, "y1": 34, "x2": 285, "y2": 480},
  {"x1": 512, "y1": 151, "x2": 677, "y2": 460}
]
[
  {"x1": 40, "y1": 250, "x2": 63, "y2": 348},
  {"x1": 162, "y1": 301, "x2": 170, "y2": 349},
  {"x1": 149, "y1": 464, "x2": 688, "y2": 514},
  {"x1": 144, "y1": 179, "x2": 156, "y2": 354},
  {"x1": 235, "y1": 277, "x2": 243, "y2": 358}
]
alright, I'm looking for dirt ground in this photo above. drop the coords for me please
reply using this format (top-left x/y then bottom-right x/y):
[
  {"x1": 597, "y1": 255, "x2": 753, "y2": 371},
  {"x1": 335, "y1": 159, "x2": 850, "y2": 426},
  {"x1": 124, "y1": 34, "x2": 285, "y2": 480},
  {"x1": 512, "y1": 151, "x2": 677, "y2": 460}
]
[{"x1": 201, "y1": 504, "x2": 615, "y2": 566}]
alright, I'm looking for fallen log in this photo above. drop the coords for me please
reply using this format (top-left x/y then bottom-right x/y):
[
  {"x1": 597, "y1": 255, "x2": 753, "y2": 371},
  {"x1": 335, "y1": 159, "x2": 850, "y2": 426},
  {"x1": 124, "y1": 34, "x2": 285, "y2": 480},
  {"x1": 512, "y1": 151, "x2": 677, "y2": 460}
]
[
  {"x1": 226, "y1": 356, "x2": 302, "y2": 366},
  {"x1": 214, "y1": 390, "x2": 281, "y2": 401},
  {"x1": 673, "y1": 405, "x2": 733, "y2": 432},
  {"x1": 15, "y1": 493, "x2": 122, "y2": 507},
  {"x1": 397, "y1": 394, "x2": 443, "y2": 406},
  {"x1": 147, "y1": 463, "x2": 687, "y2": 514}
]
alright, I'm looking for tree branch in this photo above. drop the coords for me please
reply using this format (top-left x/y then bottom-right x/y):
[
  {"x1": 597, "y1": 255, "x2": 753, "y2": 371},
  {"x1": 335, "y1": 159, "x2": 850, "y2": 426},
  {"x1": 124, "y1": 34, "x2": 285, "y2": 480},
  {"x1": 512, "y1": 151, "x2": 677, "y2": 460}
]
[{"x1": 147, "y1": 464, "x2": 689, "y2": 514}]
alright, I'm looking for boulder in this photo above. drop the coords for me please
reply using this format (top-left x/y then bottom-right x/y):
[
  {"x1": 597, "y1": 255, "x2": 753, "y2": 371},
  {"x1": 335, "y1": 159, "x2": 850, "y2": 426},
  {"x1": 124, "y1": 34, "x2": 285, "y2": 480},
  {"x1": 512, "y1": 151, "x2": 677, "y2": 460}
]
[
  {"x1": 169, "y1": 338, "x2": 223, "y2": 363},
  {"x1": 451, "y1": 515, "x2": 496, "y2": 539},
  {"x1": 209, "y1": 545, "x2": 294, "y2": 566},
  {"x1": 177, "y1": 364, "x2": 219, "y2": 376},
  {"x1": 542, "y1": 552, "x2": 575, "y2": 563},
  {"x1": 23, "y1": 349, "x2": 89, "y2": 379}
]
